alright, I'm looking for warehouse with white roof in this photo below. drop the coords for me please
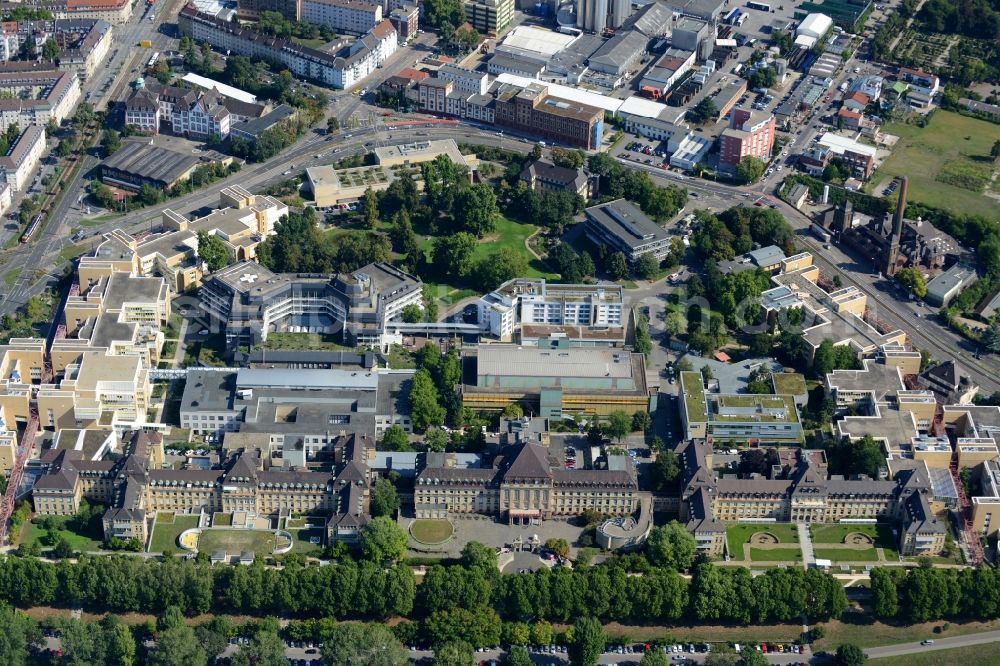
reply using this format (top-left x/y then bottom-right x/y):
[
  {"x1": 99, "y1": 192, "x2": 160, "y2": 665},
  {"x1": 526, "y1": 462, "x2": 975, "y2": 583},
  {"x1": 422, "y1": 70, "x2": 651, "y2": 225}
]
[{"x1": 794, "y1": 13, "x2": 832, "y2": 48}]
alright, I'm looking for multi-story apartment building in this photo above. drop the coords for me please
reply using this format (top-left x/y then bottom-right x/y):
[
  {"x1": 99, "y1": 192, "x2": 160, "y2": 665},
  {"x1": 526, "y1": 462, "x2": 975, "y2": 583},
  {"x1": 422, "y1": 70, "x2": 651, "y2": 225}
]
[
  {"x1": 61, "y1": 0, "x2": 132, "y2": 24},
  {"x1": 476, "y1": 277, "x2": 624, "y2": 344},
  {"x1": 719, "y1": 108, "x2": 775, "y2": 169},
  {"x1": 0, "y1": 28, "x2": 18, "y2": 60},
  {"x1": 418, "y1": 78, "x2": 450, "y2": 114},
  {"x1": 415, "y1": 442, "x2": 638, "y2": 522},
  {"x1": 810, "y1": 132, "x2": 876, "y2": 180},
  {"x1": 494, "y1": 81, "x2": 603, "y2": 149},
  {"x1": 437, "y1": 63, "x2": 490, "y2": 95},
  {"x1": 0, "y1": 0, "x2": 131, "y2": 24},
  {"x1": 178, "y1": 6, "x2": 397, "y2": 90},
  {"x1": 0, "y1": 70, "x2": 81, "y2": 132},
  {"x1": 78, "y1": 187, "x2": 287, "y2": 292},
  {"x1": 0, "y1": 125, "x2": 45, "y2": 192},
  {"x1": 199, "y1": 260, "x2": 423, "y2": 350},
  {"x1": 9, "y1": 18, "x2": 113, "y2": 80},
  {"x1": 464, "y1": 0, "x2": 514, "y2": 36},
  {"x1": 387, "y1": 4, "x2": 418, "y2": 42},
  {"x1": 300, "y1": 0, "x2": 382, "y2": 35},
  {"x1": 237, "y1": 0, "x2": 301, "y2": 20}
]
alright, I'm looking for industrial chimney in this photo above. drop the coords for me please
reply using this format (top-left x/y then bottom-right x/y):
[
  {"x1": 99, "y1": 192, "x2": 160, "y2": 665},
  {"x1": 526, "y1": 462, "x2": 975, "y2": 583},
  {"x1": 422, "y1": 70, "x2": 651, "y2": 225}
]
[{"x1": 892, "y1": 176, "x2": 908, "y2": 241}]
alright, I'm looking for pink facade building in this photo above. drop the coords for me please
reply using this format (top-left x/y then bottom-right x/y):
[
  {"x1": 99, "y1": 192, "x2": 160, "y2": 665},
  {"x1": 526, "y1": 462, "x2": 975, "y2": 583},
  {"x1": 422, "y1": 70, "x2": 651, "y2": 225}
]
[{"x1": 718, "y1": 108, "x2": 776, "y2": 169}]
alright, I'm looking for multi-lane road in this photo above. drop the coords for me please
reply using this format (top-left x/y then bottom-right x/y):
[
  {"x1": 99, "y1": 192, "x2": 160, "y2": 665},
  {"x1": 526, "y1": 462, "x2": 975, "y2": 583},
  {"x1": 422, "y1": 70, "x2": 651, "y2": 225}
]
[
  {"x1": 0, "y1": 13, "x2": 440, "y2": 315},
  {"x1": 0, "y1": 0, "x2": 995, "y2": 396}
]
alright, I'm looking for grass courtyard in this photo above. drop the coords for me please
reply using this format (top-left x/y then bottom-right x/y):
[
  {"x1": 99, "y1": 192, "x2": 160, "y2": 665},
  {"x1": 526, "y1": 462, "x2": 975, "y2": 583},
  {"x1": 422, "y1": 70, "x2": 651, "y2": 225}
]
[
  {"x1": 726, "y1": 523, "x2": 800, "y2": 555},
  {"x1": 417, "y1": 215, "x2": 557, "y2": 308},
  {"x1": 747, "y1": 547, "x2": 803, "y2": 562},
  {"x1": 148, "y1": 514, "x2": 199, "y2": 553},
  {"x1": 197, "y1": 529, "x2": 278, "y2": 556},
  {"x1": 289, "y1": 528, "x2": 325, "y2": 554},
  {"x1": 20, "y1": 519, "x2": 103, "y2": 553},
  {"x1": 810, "y1": 523, "x2": 899, "y2": 559},
  {"x1": 875, "y1": 111, "x2": 1000, "y2": 218},
  {"x1": 813, "y1": 547, "x2": 879, "y2": 561},
  {"x1": 409, "y1": 519, "x2": 453, "y2": 545}
]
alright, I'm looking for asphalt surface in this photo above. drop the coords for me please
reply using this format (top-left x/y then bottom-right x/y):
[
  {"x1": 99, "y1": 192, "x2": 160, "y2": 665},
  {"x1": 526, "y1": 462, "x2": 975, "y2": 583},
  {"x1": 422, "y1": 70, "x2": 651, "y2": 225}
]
[{"x1": 0, "y1": 0, "x2": 991, "y2": 387}]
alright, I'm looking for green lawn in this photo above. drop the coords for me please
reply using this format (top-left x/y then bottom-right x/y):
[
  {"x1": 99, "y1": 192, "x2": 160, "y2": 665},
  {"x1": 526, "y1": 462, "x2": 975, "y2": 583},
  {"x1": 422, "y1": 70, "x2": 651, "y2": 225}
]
[
  {"x1": 20, "y1": 520, "x2": 103, "y2": 553},
  {"x1": 875, "y1": 111, "x2": 1000, "y2": 218},
  {"x1": 726, "y1": 523, "x2": 800, "y2": 554},
  {"x1": 813, "y1": 547, "x2": 880, "y2": 561},
  {"x1": 409, "y1": 519, "x2": 453, "y2": 545},
  {"x1": 3, "y1": 269, "x2": 21, "y2": 289},
  {"x1": 148, "y1": 514, "x2": 199, "y2": 553},
  {"x1": 470, "y1": 216, "x2": 556, "y2": 279},
  {"x1": 418, "y1": 215, "x2": 556, "y2": 310},
  {"x1": 212, "y1": 512, "x2": 232, "y2": 527},
  {"x1": 289, "y1": 528, "x2": 325, "y2": 554},
  {"x1": 870, "y1": 643, "x2": 1000, "y2": 665},
  {"x1": 257, "y1": 332, "x2": 353, "y2": 351},
  {"x1": 816, "y1": 617, "x2": 1000, "y2": 651},
  {"x1": 810, "y1": 523, "x2": 899, "y2": 558},
  {"x1": 57, "y1": 243, "x2": 88, "y2": 264},
  {"x1": 748, "y1": 547, "x2": 802, "y2": 562},
  {"x1": 291, "y1": 36, "x2": 329, "y2": 49},
  {"x1": 387, "y1": 345, "x2": 416, "y2": 369},
  {"x1": 197, "y1": 529, "x2": 277, "y2": 556}
]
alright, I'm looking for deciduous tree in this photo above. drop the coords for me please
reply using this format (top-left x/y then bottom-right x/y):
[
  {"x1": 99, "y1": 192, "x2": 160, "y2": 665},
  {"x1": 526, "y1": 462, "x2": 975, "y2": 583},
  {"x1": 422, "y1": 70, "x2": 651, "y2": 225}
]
[
  {"x1": 370, "y1": 478, "x2": 401, "y2": 518},
  {"x1": 408, "y1": 369, "x2": 445, "y2": 432},
  {"x1": 736, "y1": 156, "x2": 765, "y2": 184},
  {"x1": 321, "y1": 623, "x2": 408, "y2": 666},
  {"x1": 359, "y1": 516, "x2": 408, "y2": 562},
  {"x1": 606, "y1": 411, "x2": 632, "y2": 442},
  {"x1": 609, "y1": 251, "x2": 629, "y2": 280},
  {"x1": 196, "y1": 230, "x2": 229, "y2": 271},
  {"x1": 645, "y1": 521, "x2": 697, "y2": 570},
  {"x1": 568, "y1": 617, "x2": 605, "y2": 666}
]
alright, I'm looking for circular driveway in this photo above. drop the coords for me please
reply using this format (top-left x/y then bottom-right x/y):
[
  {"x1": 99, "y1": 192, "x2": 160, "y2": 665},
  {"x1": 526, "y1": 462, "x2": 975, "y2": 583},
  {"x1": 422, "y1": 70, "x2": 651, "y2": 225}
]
[{"x1": 501, "y1": 550, "x2": 547, "y2": 574}]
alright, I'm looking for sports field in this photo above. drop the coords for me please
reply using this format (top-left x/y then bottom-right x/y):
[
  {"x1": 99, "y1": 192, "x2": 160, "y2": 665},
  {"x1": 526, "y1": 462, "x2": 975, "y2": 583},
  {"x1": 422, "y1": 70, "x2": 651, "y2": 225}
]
[
  {"x1": 197, "y1": 529, "x2": 277, "y2": 556},
  {"x1": 875, "y1": 111, "x2": 1000, "y2": 218}
]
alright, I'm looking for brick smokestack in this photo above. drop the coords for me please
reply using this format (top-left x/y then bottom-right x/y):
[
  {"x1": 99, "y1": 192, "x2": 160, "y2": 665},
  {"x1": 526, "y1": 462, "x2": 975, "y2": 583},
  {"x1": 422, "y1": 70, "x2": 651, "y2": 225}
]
[{"x1": 892, "y1": 176, "x2": 908, "y2": 240}]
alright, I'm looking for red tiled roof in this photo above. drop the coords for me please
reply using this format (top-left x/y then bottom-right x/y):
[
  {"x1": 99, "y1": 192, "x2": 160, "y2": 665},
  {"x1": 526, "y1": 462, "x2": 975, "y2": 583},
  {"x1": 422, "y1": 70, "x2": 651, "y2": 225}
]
[
  {"x1": 396, "y1": 67, "x2": 428, "y2": 81},
  {"x1": 370, "y1": 19, "x2": 395, "y2": 40},
  {"x1": 68, "y1": 0, "x2": 129, "y2": 9}
]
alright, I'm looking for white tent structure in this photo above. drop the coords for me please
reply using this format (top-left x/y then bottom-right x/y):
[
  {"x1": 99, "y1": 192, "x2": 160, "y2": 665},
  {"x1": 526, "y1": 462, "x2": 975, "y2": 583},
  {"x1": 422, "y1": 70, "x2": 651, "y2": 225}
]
[{"x1": 796, "y1": 12, "x2": 832, "y2": 40}]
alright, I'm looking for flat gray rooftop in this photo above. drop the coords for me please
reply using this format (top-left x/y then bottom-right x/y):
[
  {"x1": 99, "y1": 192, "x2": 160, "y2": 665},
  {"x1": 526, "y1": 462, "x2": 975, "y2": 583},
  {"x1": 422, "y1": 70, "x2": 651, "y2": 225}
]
[
  {"x1": 181, "y1": 370, "x2": 237, "y2": 412},
  {"x1": 477, "y1": 346, "x2": 634, "y2": 379},
  {"x1": 827, "y1": 361, "x2": 903, "y2": 399},
  {"x1": 236, "y1": 368, "x2": 380, "y2": 391}
]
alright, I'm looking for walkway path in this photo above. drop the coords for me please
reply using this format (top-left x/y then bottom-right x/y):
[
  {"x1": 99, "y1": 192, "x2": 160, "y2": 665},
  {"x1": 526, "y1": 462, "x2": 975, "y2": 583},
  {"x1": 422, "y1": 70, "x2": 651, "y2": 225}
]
[
  {"x1": 524, "y1": 228, "x2": 544, "y2": 261},
  {"x1": 797, "y1": 523, "x2": 815, "y2": 569},
  {"x1": 169, "y1": 318, "x2": 188, "y2": 367}
]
